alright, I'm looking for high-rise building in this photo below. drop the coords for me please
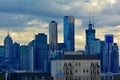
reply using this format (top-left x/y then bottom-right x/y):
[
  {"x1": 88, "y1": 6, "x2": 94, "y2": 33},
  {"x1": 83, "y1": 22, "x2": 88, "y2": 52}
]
[
  {"x1": 13, "y1": 42, "x2": 20, "y2": 70},
  {"x1": 35, "y1": 33, "x2": 48, "y2": 72},
  {"x1": 91, "y1": 39, "x2": 101, "y2": 56},
  {"x1": 49, "y1": 21, "x2": 58, "y2": 52},
  {"x1": 4, "y1": 32, "x2": 13, "y2": 71},
  {"x1": 101, "y1": 34, "x2": 119, "y2": 73},
  {"x1": 110, "y1": 43, "x2": 119, "y2": 73},
  {"x1": 4, "y1": 33, "x2": 13, "y2": 60},
  {"x1": 64, "y1": 16, "x2": 75, "y2": 51},
  {"x1": 20, "y1": 45, "x2": 33, "y2": 71},
  {"x1": 85, "y1": 17, "x2": 96, "y2": 54},
  {"x1": 101, "y1": 41, "x2": 109, "y2": 72}
]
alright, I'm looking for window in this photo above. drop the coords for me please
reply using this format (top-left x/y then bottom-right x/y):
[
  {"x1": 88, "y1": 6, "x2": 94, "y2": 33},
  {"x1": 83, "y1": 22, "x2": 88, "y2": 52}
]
[
  {"x1": 83, "y1": 69, "x2": 85, "y2": 73},
  {"x1": 59, "y1": 62, "x2": 61, "y2": 66},
  {"x1": 75, "y1": 69, "x2": 78, "y2": 73},
  {"x1": 75, "y1": 63, "x2": 77, "y2": 66},
  {"x1": 64, "y1": 63, "x2": 67, "y2": 67},
  {"x1": 68, "y1": 63, "x2": 72, "y2": 67},
  {"x1": 86, "y1": 69, "x2": 89, "y2": 73},
  {"x1": 79, "y1": 63, "x2": 81, "y2": 66}
]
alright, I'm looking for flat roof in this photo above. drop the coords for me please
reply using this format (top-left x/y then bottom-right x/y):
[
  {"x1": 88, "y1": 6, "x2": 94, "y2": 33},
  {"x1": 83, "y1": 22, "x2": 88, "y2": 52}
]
[{"x1": 53, "y1": 54, "x2": 99, "y2": 60}]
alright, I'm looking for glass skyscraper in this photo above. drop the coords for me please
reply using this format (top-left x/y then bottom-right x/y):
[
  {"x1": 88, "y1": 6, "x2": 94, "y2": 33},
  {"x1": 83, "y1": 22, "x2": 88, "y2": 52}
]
[
  {"x1": 20, "y1": 45, "x2": 33, "y2": 71},
  {"x1": 4, "y1": 33, "x2": 13, "y2": 59},
  {"x1": 85, "y1": 19, "x2": 96, "y2": 54},
  {"x1": 35, "y1": 33, "x2": 48, "y2": 72},
  {"x1": 4, "y1": 33, "x2": 13, "y2": 70},
  {"x1": 64, "y1": 16, "x2": 75, "y2": 51},
  {"x1": 49, "y1": 21, "x2": 58, "y2": 52}
]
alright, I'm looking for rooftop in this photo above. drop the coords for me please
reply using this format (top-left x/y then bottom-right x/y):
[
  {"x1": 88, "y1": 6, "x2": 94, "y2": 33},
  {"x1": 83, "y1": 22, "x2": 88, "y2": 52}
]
[{"x1": 53, "y1": 54, "x2": 99, "y2": 60}]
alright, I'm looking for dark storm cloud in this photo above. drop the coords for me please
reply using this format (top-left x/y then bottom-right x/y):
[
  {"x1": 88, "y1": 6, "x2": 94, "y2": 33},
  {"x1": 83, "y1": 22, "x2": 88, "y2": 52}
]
[
  {"x1": 0, "y1": 0, "x2": 119, "y2": 30},
  {"x1": 0, "y1": 0, "x2": 66, "y2": 17}
]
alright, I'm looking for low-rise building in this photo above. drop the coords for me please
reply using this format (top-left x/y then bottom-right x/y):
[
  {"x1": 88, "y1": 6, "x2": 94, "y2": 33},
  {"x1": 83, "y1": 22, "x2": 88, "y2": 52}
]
[
  {"x1": 51, "y1": 53, "x2": 100, "y2": 80},
  {"x1": 5, "y1": 71, "x2": 53, "y2": 80}
]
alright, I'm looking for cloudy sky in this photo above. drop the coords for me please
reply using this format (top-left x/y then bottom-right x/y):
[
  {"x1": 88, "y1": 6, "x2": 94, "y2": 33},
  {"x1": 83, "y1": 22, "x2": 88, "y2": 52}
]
[{"x1": 0, "y1": 0, "x2": 120, "y2": 50}]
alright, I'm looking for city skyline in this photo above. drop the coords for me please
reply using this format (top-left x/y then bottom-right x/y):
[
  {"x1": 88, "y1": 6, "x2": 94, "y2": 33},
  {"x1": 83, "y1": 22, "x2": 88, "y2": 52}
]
[{"x1": 0, "y1": 0, "x2": 119, "y2": 51}]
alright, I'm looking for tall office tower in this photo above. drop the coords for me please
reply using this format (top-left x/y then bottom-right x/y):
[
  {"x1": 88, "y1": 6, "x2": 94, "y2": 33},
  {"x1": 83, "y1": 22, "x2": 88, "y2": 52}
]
[
  {"x1": 4, "y1": 33, "x2": 13, "y2": 59},
  {"x1": 91, "y1": 39, "x2": 101, "y2": 56},
  {"x1": 85, "y1": 16, "x2": 96, "y2": 54},
  {"x1": 13, "y1": 42, "x2": 20, "y2": 70},
  {"x1": 105, "y1": 34, "x2": 113, "y2": 73},
  {"x1": 64, "y1": 16, "x2": 75, "y2": 51},
  {"x1": 111, "y1": 43, "x2": 119, "y2": 73},
  {"x1": 35, "y1": 33, "x2": 48, "y2": 72},
  {"x1": 20, "y1": 45, "x2": 34, "y2": 71},
  {"x1": 4, "y1": 32, "x2": 13, "y2": 71},
  {"x1": 101, "y1": 34, "x2": 119, "y2": 73},
  {"x1": 101, "y1": 41, "x2": 109, "y2": 72},
  {"x1": 49, "y1": 21, "x2": 58, "y2": 52}
]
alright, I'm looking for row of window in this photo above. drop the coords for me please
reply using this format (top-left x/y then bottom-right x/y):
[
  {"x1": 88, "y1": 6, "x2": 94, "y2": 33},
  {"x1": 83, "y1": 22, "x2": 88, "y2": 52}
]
[
  {"x1": 56, "y1": 62, "x2": 99, "y2": 67},
  {"x1": 56, "y1": 76, "x2": 100, "y2": 80},
  {"x1": 56, "y1": 69, "x2": 100, "y2": 74}
]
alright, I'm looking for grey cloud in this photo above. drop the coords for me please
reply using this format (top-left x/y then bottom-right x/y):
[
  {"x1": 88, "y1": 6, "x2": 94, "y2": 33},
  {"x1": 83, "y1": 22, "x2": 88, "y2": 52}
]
[{"x1": 0, "y1": 0, "x2": 119, "y2": 32}]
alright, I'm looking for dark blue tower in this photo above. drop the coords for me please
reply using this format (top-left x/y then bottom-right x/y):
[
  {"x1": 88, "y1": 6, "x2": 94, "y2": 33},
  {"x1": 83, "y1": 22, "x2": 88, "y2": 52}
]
[
  {"x1": 34, "y1": 33, "x2": 48, "y2": 72},
  {"x1": 64, "y1": 16, "x2": 75, "y2": 51},
  {"x1": 85, "y1": 16, "x2": 96, "y2": 54},
  {"x1": 13, "y1": 42, "x2": 20, "y2": 70},
  {"x1": 4, "y1": 31, "x2": 13, "y2": 71},
  {"x1": 4, "y1": 33, "x2": 13, "y2": 59}
]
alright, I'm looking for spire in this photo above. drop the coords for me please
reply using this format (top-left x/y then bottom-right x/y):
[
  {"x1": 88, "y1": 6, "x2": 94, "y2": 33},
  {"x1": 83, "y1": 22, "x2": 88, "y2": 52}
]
[
  {"x1": 89, "y1": 13, "x2": 91, "y2": 24},
  {"x1": 93, "y1": 14, "x2": 94, "y2": 28},
  {"x1": 7, "y1": 29, "x2": 10, "y2": 36},
  {"x1": 88, "y1": 13, "x2": 92, "y2": 29}
]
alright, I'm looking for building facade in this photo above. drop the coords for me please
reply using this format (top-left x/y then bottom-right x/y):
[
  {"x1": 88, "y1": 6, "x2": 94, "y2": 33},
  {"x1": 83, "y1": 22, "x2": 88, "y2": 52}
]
[
  {"x1": 4, "y1": 33, "x2": 13, "y2": 60},
  {"x1": 5, "y1": 72, "x2": 53, "y2": 80},
  {"x1": 51, "y1": 54, "x2": 101, "y2": 80},
  {"x1": 4, "y1": 33, "x2": 13, "y2": 70},
  {"x1": 85, "y1": 18, "x2": 96, "y2": 54},
  {"x1": 34, "y1": 33, "x2": 48, "y2": 72},
  {"x1": 49, "y1": 21, "x2": 58, "y2": 52},
  {"x1": 20, "y1": 45, "x2": 33, "y2": 71},
  {"x1": 64, "y1": 16, "x2": 75, "y2": 51},
  {"x1": 12, "y1": 42, "x2": 20, "y2": 70},
  {"x1": 101, "y1": 34, "x2": 119, "y2": 73}
]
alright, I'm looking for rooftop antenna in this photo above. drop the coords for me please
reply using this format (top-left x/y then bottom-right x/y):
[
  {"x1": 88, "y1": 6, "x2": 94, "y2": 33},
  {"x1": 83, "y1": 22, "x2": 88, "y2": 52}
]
[
  {"x1": 7, "y1": 29, "x2": 10, "y2": 36},
  {"x1": 93, "y1": 14, "x2": 94, "y2": 29},
  {"x1": 88, "y1": 12, "x2": 93, "y2": 29},
  {"x1": 89, "y1": 12, "x2": 91, "y2": 24}
]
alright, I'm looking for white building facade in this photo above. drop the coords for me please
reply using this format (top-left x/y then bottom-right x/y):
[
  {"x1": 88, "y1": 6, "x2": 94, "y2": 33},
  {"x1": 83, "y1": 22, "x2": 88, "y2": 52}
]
[{"x1": 51, "y1": 54, "x2": 100, "y2": 80}]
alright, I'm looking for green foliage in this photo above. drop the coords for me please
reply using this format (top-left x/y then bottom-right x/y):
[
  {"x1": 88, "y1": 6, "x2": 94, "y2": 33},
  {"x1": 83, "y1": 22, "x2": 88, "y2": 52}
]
[
  {"x1": 0, "y1": 73, "x2": 4, "y2": 80},
  {"x1": 115, "y1": 78, "x2": 120, "y2": 80}
]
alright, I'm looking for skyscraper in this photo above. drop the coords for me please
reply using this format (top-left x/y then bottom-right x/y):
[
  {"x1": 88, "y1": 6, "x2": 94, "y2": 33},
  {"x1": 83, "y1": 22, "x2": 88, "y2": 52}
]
[
  {"x1": 4, "y1": 33, "x2": 13, "y2": 59},
  {"x1": 101, "y1": 34, "x2": 119, "y2": 73},
  {"x1": 4, "y1": 32, "x2": 13, "y2": 70},
  {"x1": 85, "y1": 17, "x2": 96, "y2": 54},
  {"x1": 91, "y1": 39, "x2": 101, "y2": 55},
  {"x1": 105, "y1": 34, "x2": 113, "y2": 73},
  {"x1": 35, "y1": 33, "x2": 48, "y2": 72},
  {"x1": 13, "y1": 42, "x2": 20, "y2": 70},
  {"x1": 111, "y1": 43, "x2": 119, "y2": 73},
  {"x1": 49, "y1": 21, "x2": 58, "y2": 52},
  {"x1": 20, "y1": 45, "x2": 33, "y2": 71},
  {"x1": 64, "y1": 16, "x2": 75, "y2": 51}
]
